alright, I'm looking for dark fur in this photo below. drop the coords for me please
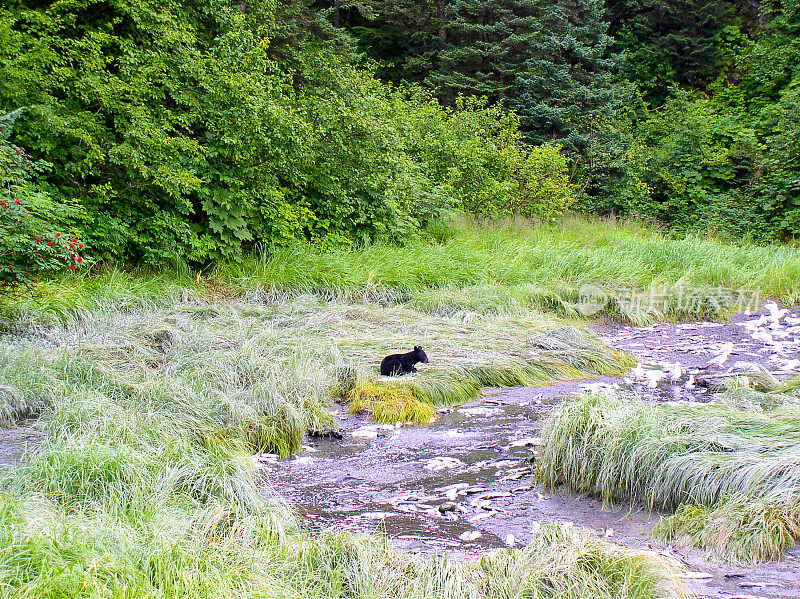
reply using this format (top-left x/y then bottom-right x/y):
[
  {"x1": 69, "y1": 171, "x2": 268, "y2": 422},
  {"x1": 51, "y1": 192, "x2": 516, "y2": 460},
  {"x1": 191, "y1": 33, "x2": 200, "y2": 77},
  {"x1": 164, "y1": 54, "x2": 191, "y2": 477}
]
[{"x1": 380, "y1": 346, "x2": 429, "y2": 376}]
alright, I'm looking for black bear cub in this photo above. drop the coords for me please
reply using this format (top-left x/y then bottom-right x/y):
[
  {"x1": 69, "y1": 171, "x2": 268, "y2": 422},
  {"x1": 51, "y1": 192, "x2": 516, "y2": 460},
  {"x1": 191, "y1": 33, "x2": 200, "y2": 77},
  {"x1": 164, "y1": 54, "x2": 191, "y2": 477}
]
[{"x1": 380, "y1": 346, "x2": 429, "y2": 376}]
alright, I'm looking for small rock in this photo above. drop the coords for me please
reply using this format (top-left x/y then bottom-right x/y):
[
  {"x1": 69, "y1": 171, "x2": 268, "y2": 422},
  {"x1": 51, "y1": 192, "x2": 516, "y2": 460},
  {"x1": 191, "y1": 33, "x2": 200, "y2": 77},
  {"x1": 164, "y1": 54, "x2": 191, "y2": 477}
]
[
  {"x1": 361, "y1": 512, "x2": 394, "y2": 520},
  {"x1": 505, "y1": 534, "x2": 516, "y2": 547},
  {"x1": 680, "y1": 572, "x2": 713, "y2": 580},
  {"x1": 438, "y1": 502, "x2": 457, "y2": 514},
  {"x1": 467, "y1": 511, "x2": 497, "y2": 522},
  {"x1": 308, "y1": 429, "x2": 342, "y2": 439},
  {"x1": 492, "y1": 459, "x2": 520, "y2": 468},
  {"x1": 459, "y1": 530, "x2": 483, "y2": 541},
  {"x1": 509, "y1": 436, "x2": 543, "y2": 448},
  {"x1": 424, "y1": 457, "x2": 464, "y2": 471},
  {"x1": 444, "y1": 488, "x2": 464, "y2": 501},
  {"x1": 459, "y1": 407, "x2": 503, "y2": 417}
]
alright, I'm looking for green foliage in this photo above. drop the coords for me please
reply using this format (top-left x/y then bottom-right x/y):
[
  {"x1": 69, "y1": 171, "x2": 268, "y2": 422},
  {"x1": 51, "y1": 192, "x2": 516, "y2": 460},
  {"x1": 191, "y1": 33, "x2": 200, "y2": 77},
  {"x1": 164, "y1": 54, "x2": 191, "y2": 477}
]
[
  {"x1": 426, "y1": 0, "x2": 542, "y2": 104},
  {"x1": 330, "y1": 0, "x2": 442, "y2": 85},
  {"x1": 607, "y1": 0, "x2": 737, "y2": 102},
  {"x1": 606, "y1": 92, "x2": 761, "y2": 234},
  {"x1": 0, "y1": 0, "x2": 567, "y2": 265},
  {"x1": 406, "y1": 95, "x2": 576, "y2": 219},
  {"x1": 593, "y1": 0, "x2": 800, "y2": 240},
  {"x1": 0, "y1": 109, "x2": 87, "y2": 290}
]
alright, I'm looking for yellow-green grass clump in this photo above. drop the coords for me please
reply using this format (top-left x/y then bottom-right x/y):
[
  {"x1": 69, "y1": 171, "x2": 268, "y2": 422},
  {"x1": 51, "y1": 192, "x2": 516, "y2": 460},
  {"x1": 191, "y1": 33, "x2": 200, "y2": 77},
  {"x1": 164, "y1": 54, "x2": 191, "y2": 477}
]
[{"x1": 348, "y1": 382, "x2": 436, "y2": 424}]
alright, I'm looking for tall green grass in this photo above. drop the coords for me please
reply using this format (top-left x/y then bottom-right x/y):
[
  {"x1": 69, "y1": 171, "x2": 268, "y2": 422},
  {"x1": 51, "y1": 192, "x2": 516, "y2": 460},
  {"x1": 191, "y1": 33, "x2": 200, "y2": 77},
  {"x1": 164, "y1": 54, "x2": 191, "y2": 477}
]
[
  {"x1": 538, "y1": 392, "x2": 800, "y2": 564},
  {"x1": 0, "y1": 288, "x2": 688, "y2": 598},
  {"x1": 221, "y1": 217, "x2": 800, "y2": 320}
]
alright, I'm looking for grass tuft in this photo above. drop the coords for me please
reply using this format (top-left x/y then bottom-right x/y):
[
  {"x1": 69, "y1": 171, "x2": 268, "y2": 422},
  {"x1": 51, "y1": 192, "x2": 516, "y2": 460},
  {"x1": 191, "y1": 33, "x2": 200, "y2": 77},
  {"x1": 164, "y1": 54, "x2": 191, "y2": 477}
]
[
  {"x1": 476, "y1": 523, "x2": 687, "y2": 599},
  {"x1": 348, "y1": 382, "x2": 436, "y2": 424},
  {"x1": 538, "y1": 392, "x2": 800, "y2": 563}
]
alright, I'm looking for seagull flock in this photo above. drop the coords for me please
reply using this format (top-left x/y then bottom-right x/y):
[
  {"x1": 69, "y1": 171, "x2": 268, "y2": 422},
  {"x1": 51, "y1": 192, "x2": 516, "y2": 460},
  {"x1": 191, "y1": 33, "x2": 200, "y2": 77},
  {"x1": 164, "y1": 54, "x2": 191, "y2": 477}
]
[{"x1": 608, "y1": 301, "x2": 799, "y2": 399}]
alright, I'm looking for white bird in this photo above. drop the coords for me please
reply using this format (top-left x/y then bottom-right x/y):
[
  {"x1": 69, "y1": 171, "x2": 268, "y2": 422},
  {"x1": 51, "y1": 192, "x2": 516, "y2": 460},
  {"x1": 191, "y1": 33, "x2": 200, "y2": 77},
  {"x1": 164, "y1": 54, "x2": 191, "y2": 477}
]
[
  {"x1": 708, "y1": 342, "x2": 735, "y2": 367},
  {"x1": 765, "y1": 301, "x2": 789, "y2": 327},
  {"x1": 669, "y1": 362, "x2": 683, "y2": 381},
  {"x1": 752, "y1": 330, "x2": 775, "y2": 344},
  {"x1": 740, "y1": 315, "x2": 768, "y2": 331},
  {"x1": 632, "y1": 363, "x2": 646, "y2": 379}
]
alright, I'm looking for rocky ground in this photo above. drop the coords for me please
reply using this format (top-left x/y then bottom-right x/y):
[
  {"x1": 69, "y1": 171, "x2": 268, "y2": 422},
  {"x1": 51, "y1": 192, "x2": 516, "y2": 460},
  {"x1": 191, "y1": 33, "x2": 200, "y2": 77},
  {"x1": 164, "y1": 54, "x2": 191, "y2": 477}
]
[{"x1": 261, "y1": 304, "x2": 800, "y2": 599}]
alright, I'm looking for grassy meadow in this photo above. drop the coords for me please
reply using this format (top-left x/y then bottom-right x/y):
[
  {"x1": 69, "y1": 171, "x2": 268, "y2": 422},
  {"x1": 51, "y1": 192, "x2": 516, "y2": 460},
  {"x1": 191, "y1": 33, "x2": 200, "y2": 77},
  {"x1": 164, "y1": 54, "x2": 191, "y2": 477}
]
[{"x1": 1, "y1": 217, "x2": 799, "y2": 596}]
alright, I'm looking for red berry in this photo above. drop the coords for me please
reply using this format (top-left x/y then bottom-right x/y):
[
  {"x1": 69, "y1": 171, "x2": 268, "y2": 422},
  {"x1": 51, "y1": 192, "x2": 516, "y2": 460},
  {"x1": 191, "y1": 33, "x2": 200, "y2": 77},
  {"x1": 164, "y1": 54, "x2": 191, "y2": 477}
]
[
  {"x1": 77, "y1": 256, "x2": 83, "y2": 263},
  {"x1": 14, "y1": 199, "x2": 21, "y2": 205},
  {"x1": 33, "y1": 278, "x2": 38, "y2": 283},
  {"x1": 46, "y1": 241, "x2": 53, "y2": 246},
  {"x1": 35, "y1": 238, "x2": 41, "y2": 242},
  {"x1": 69, "y1": 265, "x2": 75, "y2": 271},
  {"x1": 69, "y1": 243, "x2": 75, "y2": 249},
  {"x1": 79, "y1": 244, "x2": 84, "y2": 249},
  {"x1": 55, "y1": 232, "x2": 61, "y2": 237}
]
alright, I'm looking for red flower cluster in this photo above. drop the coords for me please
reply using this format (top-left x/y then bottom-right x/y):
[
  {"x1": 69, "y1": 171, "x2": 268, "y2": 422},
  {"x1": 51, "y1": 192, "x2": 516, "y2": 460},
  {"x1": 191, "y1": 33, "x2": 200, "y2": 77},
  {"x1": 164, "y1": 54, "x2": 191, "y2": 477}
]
[{"x1": 2, "y1": 193, "x2": 89, "y2": 291}]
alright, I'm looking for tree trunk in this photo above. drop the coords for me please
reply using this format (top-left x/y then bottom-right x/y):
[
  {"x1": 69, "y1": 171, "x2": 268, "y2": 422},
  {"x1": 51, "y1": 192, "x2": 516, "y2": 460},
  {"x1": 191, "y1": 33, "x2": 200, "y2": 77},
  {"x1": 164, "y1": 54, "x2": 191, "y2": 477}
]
[{"x1": 437, "y1": 0, "x2": 447, "y2": 41}]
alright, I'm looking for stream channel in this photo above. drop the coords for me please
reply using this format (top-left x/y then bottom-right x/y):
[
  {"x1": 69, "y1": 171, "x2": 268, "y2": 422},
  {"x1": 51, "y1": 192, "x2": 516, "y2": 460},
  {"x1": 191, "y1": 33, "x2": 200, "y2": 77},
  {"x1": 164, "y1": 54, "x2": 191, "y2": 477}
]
[{"x1": 261, "y1": 311, "x2": 800, "y2": 599}]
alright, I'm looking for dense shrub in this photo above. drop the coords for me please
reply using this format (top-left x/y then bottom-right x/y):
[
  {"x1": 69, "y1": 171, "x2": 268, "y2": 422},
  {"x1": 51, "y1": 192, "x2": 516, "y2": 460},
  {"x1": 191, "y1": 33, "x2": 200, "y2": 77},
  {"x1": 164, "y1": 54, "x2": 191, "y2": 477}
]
[
  {"x1": 0, "y1": 0, "x2": 572, "y2": 266},
  {"x1": 0, "y1": 109, "x2": 86, "y2": 290}
]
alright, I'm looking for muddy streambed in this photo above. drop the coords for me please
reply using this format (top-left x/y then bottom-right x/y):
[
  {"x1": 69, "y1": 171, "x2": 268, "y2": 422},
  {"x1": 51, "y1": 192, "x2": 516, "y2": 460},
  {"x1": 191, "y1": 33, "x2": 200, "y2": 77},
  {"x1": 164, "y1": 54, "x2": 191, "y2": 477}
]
[{"x1": 262, "y1": 311, "x2": 800, "y2": 599}]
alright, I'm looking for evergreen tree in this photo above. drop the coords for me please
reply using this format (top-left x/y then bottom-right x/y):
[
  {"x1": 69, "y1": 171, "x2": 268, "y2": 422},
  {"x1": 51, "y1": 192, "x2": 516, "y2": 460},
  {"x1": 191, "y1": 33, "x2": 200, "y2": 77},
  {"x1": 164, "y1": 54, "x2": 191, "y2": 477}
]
[
  {"x1": 341, "y1": 0, "x2": 441, "y2": 85},
  {"x1": 425, "y1": 0, "x2": 542, "y2": 104},
  {"x1": 513, "y1": 0, "x2": 624, "y2": 156},
  {"x1": 606, "y1": 0, "x2": 735, "y2": 102}
]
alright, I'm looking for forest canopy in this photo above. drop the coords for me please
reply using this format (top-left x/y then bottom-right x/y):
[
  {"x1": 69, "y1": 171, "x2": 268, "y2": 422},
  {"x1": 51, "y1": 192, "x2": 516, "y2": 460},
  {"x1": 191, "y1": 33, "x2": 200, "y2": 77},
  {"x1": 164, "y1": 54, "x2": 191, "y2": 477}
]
[{"x1": 0, "y1": 0, "x2": 798, "y2": 266}]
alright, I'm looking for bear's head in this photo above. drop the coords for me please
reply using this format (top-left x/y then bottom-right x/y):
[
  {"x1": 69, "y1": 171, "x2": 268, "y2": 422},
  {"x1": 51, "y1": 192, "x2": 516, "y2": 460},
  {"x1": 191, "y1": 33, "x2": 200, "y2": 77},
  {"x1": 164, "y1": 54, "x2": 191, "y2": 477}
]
[{"x1": 414, "y1": 346, "x2": 429, "y2": 363}]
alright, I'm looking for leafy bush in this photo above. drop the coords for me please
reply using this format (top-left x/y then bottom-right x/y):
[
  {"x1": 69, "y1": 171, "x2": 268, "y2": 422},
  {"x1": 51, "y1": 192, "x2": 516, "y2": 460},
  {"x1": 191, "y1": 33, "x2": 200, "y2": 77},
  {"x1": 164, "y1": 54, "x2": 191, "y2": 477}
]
[
  {"x1": 0, "y1": 109, "x2": 86, "y2": 291},
  {"x1": 0, "y1": 1, "x2": 573, "y2": 266}
]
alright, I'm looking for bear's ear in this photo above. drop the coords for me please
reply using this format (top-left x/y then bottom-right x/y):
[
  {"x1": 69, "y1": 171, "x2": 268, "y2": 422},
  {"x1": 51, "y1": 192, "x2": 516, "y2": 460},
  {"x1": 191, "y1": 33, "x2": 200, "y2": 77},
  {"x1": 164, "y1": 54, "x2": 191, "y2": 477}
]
[{"x1": 414, "y1": 345, "x2": 422, "y2": 351}]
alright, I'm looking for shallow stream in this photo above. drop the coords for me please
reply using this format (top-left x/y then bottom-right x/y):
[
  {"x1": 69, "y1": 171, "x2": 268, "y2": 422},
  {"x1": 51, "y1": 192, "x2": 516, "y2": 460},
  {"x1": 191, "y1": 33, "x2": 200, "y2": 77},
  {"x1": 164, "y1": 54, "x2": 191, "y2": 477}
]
[{"x1": 262, "y1": 310, "x2": 800, "y2": 599}]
